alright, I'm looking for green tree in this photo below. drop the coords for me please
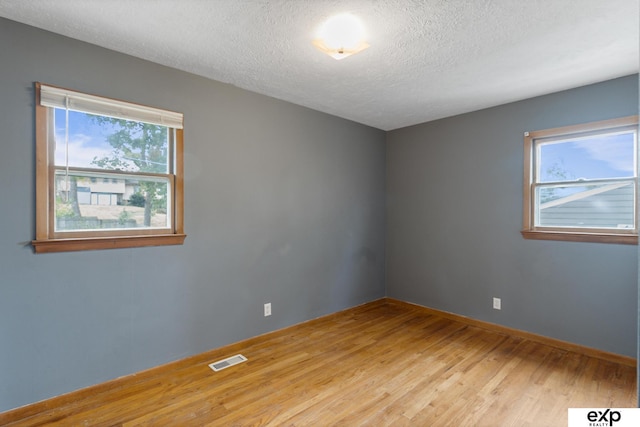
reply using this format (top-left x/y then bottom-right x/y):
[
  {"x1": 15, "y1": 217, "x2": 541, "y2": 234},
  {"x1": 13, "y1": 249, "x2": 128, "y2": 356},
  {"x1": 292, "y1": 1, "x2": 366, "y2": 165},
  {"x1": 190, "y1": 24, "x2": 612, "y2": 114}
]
[
  {"x1": 128, "y1": 192, "x2": 146, "y2": 208},
  {"x1": 91, "y1": 116, "x2": 168, "y2": 226}
]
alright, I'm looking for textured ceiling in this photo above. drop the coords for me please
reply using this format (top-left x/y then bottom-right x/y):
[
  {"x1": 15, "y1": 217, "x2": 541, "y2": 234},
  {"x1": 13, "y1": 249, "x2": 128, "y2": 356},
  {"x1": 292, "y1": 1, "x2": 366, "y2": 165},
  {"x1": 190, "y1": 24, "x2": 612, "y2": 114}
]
[{"x1": 0, "y1": 0, "x2": 637, "y2": 130}]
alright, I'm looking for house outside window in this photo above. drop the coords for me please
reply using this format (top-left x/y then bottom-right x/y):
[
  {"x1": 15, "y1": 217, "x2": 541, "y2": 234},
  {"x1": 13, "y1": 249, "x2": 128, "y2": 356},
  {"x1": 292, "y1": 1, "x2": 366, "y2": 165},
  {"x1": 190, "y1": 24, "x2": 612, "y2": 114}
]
[
  {"x1": 32, "y1": 83, "x2": 186, "y2": 253},
  {"x1": 522, "y1": 116, "x2": 639, "y2": 244}
]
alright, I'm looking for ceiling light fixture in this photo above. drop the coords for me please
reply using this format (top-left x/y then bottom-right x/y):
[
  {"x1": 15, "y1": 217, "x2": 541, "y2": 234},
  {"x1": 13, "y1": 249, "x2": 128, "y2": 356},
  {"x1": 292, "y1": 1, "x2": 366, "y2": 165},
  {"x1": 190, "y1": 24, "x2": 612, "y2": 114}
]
[{"x1": 313, "y1": 13, "x2": 369, "y2": 60}]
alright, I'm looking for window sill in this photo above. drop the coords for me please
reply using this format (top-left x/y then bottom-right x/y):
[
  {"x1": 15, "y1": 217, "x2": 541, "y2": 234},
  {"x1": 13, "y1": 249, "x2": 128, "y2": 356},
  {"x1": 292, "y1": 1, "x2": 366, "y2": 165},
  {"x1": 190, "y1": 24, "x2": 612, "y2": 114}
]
[
  {"x1": 32, "y1": 234, "x2": 187, "y2": 253},
  {"x1": 521, "y1": 230, "x2": 637, "y2": 245}
]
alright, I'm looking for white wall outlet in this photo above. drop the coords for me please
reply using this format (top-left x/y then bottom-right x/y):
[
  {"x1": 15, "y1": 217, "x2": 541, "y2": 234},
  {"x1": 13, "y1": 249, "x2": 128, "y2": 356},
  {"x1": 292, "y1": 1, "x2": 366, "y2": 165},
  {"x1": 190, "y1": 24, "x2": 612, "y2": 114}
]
[
  {"x1": 493, "y1": 297, "x2": 501, "y2": 310},
  {"x1": 264, "y1": 302, "x2": 272, "y2": 317}
]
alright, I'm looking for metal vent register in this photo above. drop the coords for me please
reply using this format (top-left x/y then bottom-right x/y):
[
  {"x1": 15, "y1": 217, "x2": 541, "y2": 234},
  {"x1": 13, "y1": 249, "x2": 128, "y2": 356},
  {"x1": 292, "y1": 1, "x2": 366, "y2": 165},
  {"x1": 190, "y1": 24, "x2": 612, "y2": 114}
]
[{"x1": 208, "y1": 354, "x2": 248, "y2": 372}]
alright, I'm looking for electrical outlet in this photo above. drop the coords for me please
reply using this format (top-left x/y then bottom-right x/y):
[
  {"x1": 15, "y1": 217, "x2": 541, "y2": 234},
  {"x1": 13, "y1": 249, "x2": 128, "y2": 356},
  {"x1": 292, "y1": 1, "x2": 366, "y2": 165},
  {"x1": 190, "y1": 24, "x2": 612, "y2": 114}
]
[
  {"x1": 493, "y1": 297, "x2": 501, "y2": 310},
  {"x1": 264, "y1": 302, "x2": 272, "y2": 317}
]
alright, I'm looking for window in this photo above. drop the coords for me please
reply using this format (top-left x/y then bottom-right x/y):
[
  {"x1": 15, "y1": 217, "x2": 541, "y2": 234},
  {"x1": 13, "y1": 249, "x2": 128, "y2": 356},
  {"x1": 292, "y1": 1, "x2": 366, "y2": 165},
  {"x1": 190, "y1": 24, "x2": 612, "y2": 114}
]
[
  {"x1": 522, "y1": 116, "x2": 638, "y2": 244},
  {"x1": 32, "y1": 83, "x2": 186, "y2": 253}
]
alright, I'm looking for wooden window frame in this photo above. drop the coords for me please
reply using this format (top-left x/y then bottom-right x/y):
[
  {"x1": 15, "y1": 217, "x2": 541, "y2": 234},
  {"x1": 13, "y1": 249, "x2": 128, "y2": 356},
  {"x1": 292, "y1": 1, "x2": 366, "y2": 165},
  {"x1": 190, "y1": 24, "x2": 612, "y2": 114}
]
[
  {"x1": 32, "y1": 83, "x2": 186, "y2": 253},
  {"x1": 521, "y1": 116, "x2": 639, "y2": 245}
]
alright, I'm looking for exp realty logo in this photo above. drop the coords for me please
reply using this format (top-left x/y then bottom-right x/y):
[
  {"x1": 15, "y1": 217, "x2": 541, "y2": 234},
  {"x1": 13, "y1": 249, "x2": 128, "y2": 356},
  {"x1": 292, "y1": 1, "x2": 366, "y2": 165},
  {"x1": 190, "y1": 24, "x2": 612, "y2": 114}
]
[
  {"x1": 568, "y1": 408, "x2": 640, "y2": 427},
  {"x1": 586, "y1": 409, "x2": 620, "y2": 426}
]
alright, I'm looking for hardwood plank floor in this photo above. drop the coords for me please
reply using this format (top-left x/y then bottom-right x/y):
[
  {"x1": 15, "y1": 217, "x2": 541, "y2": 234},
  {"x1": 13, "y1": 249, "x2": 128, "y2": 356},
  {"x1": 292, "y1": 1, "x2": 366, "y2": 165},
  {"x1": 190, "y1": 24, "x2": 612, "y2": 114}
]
[{"x1": 2, "y1": 299, "x2": 636, "y2": 426}]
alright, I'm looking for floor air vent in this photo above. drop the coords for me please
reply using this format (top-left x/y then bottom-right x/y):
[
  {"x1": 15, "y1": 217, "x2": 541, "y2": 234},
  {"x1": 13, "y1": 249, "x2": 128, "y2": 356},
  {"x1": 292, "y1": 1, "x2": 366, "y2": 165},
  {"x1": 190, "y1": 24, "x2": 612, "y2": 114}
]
[{"x1": 208, "y1": 354, "x2": 248, "y2": 372}]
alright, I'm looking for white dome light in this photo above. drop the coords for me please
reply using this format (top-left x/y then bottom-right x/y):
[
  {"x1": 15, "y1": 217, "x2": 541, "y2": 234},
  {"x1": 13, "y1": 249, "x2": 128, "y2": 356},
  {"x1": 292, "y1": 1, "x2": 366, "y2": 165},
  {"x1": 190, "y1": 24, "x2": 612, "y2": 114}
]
[{"x1": 313, "y1": 13, "x2": 370, "y2": 60}]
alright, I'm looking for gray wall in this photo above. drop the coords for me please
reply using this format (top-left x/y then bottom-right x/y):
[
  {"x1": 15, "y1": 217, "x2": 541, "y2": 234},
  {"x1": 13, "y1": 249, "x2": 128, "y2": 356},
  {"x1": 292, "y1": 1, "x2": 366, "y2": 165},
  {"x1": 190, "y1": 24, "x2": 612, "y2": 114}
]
[
  {"x1": 1, "y1": 15, "x2": 637, "y2": 415},
  {"x1": 386, "y1": 75, "x2": 638, "y2": 358},
  {"x1": 0, "y1": 18, "x2": 386, "y2": 412}
]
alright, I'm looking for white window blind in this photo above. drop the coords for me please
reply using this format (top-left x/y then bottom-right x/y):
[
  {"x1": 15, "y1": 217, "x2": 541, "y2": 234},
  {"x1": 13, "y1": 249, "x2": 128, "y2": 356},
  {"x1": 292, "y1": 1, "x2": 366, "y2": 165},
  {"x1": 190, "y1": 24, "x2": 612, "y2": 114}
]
[{"x1": 39, "y1": 84, "x2": 183, "y2": 129}]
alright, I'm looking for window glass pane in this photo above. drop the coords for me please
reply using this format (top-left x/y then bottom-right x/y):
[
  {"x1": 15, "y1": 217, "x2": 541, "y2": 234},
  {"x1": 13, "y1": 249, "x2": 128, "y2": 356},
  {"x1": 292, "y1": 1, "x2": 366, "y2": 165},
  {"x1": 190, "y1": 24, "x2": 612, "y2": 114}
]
[
  {"x1": 54, "y1": 171, "x2": 171, "y2": 231},
  {"x1": 538, "y1": 132, "x2": 635, "y2": 183},
  {"x1": 535, "y1": 181, "x2": 634, "y2": 229},
  {"x1": 54, "y1": 109, "x2": 169, "y2": 174}
]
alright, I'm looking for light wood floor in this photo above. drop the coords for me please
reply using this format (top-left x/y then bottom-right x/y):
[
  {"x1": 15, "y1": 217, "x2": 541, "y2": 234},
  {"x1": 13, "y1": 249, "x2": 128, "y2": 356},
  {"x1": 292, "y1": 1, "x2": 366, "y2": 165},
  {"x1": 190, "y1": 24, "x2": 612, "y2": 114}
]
[{"x1": 2, "y1": 299, "x2": 636, "y2": 426}]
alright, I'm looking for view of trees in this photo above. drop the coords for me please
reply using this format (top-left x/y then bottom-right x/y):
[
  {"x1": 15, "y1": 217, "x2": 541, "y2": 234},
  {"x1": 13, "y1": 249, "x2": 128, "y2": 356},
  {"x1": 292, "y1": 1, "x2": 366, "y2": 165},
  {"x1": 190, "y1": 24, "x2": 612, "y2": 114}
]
[
  {"x1": 90, "y1": 116, "x2": 169, "y2": 227},
  {"x1": 54, "y1": 114, "x2": 169, "y2": 230}
]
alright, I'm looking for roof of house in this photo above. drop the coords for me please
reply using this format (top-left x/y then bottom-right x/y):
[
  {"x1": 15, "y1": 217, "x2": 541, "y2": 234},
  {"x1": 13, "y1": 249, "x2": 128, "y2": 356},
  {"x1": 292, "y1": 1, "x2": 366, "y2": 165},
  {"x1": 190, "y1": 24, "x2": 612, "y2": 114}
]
[{"x1": 539, "y1": 182, "x2": 634, "y2": 228}]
